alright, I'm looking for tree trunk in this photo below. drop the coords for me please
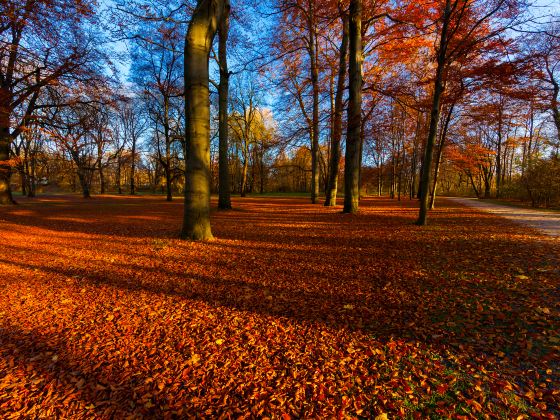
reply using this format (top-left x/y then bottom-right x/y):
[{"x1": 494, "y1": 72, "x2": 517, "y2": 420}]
[
  {"x1": 117, "y1": 157, "x2": 122, "y2": 194},
  {"x1": 78, "y1": 168, "x2": 91, "y2": 199},
  {"x1": 98, "y1": 142, "x2": 105, "y2": 195},
  {"x1": 182, "y1": 0, "x2": 228, "y2": 241},
  {"x1": 309, "y1": 1, "x2": 320, "y2": 204},
  {"x1": 218, "y1": 4, "x2": 232, "y2": 210},
  {"x1": 325, "y1": 13, "x2": 349, "y2": 207},
  {"x1": 27, "y1": 148, "x2": 36, "y2": 198},
  {"x1": 240, "y1": 150, "x2": 249, "y2": 197},
  {"x1": 21, "y1": 156, "x2": 27, "y2": 197},
  {"x1": 545, "y1": 59, "x2": 560, "y2": 154},
  {"x1": 416, "y1": 0, "x2": 451, "y2": 226},
  {"x1": 0, "y1": 108, "x2": 15, "y2": 205},
  {"x1": 495, "y1": 107, "x2": 503, "y2": 198},
  {"x1": 165, "y1": 163, "x2": 172, "y2": 202},
  {"x1": 429, "y1": 103, "x2": 454, "y2": 209},
  {"x1": 130, "y1": 136, "x2": 137, "y2": 195},
  {"x1": 343, "y1": 0, "x2": 362, "y2": 214},
  {"x1": 259, "y1": 145, "x2": 265, "y2": 193}
]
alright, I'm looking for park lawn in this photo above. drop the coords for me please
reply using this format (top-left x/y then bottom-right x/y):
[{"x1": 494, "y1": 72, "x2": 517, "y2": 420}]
[{"x1": 0, "y1": 195, "x2": 558, "y2": 418}]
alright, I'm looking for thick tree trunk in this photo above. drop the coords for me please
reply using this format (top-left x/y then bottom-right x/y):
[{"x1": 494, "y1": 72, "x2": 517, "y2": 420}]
[
  {"x1": 325, "y1": 14, "x2": 349, "y2": 207},
  {"x1": 182, "y1": 0, "x2": 228, "y2": 241},
  {"x1": 343, "y1": 0, "x2": 362, "y2": 214},
  {"x1": 78, "y1": 168, "x2": 91, "y2": 199},
  {"x1": 416, "y1": 0, "x2": 451, "y2": 226},
  {"x1": 218, "y1": 4, "x2": 232, "y2": 210}
]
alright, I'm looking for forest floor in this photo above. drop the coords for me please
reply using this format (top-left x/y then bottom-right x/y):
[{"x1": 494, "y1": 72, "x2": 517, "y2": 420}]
[
  {"x1": 0, "y1": 195, "x2": 558, "y2": 418},
  {"x1": 446, "y1": 197, "x2": 560, "y2": 237}
]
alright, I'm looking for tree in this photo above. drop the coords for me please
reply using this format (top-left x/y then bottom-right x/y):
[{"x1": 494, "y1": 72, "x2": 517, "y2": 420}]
[
  {"x1": 324, "y1": 7, "x2": 349, "y2": 207},
  {"x1": 182, "y1": 0, "x2": 230, "y2": 241},
  {"x1": 343, "y1": 0, "x2": 363, "y2": 214},
  {"x1": 218, "y1": 3, "x2": 232, "y2": 209},
  {"x1": 275, "y1": 0, "x2": 323, "y2": 204},
  {"x1": 47, "y1": 101, "x2": 99, "y2": 199},
  {"x1": 534, "y1": 23, "x2": 560, "y2": 149},
  {"x1": 0, "y1": 0, "x2": 102, "y2": 204},
  {"x1": 118, "y1": 99, "x2": 147, "y2": 195},
  {"x1": 414, "y1": 0, "x2": 524, "y2": 225},
  {"x1": 130, "y1": 14, "x2": 185, "y2": 202}
]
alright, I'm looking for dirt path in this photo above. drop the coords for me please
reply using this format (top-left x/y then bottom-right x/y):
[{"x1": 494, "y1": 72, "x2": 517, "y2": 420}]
[{"x1": 445, "y1": 197, "x2": 560, "y2": 237}]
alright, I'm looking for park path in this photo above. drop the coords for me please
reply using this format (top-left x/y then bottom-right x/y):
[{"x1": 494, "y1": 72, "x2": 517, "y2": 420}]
[{"x1": 445, "y1": 197, "x2": 560, "y2": 237}]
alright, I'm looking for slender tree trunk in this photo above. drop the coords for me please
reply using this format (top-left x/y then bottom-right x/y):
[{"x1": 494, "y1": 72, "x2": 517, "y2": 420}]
[
  {"x1": 165, "y1": 163, "x2": 172, "y2": 201},
  {"x1": 259, "y1": 144, "x2": 265, "y2": 193},
  {"x1": 97, "y1": 142, "x2": 105, "y2": 194},
  {"x1": 0, "y1": 108, "x2": 15, "y2": 205},
  {"x1": 309, "y1": 1, "x2": 320, "y2": 204},
  {"x1": 240, "y1": 154, "x2": 248, "y2": 197},
  {"x1": 343, "y1": 0, "x2": 362, "y2": 214},
  {"x1": 390, "y1": 147, "x2": 396, "y2": 199},
  {"x1": 182, "y1": 0, "x2": 228, "y2": 241},
  {"x1": 378, "y1": 161, "x2": 383, "y2": 196},
  {"x1": 325, "y1": 14, "x2": 349, "y2": 207},
  {"x1": 416, "y1": 0, "x2": 450, "y2": 226},
  {"x1": 27, "y1": 148, "x2": 36, "y2": 198},
  {"x1": 130, "y1": 137, "x2": 137, "y2": 195},
  {"x1": 218, "y1": 4, "x2": 232, "y2": 209},
  {"x1": 496, "y1": 108, "x2": 503, "y2": 198},
  {"x1": 545, "y1": 60, "x2": 560, "y2": 154},
  {"x1": 429, "y1": 103, "x2": 454, "y2": 209},
  {"x1": 117, "y1": 157, "x2": 122, "y2": 194},
  {"x1": 410, "y1": 112, "x2": 421, "y2": 199},
  {"x1": 467, "y1": 172, "x2": 481, "y2": 198},
  {"x1": 29, "y1": 153, "x2": 36, "y2": 197},
  {"x1": 21, "y1": 152, "x2": 27, "y2": 197}
]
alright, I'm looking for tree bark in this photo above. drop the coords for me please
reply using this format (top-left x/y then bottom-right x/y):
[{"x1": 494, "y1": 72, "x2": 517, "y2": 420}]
[
  {"x1": 182, "y1": 0, "x2": 228, "y2": 241},
  {"x1": 325, "y1": 13, "x2": 349, "y2": 207},
  {"x1": 218, "y1": 3, "x2": 232, "y2": 209},
  {"x1": 343, "y1": 0, "x2": 362, "y2": 214}
]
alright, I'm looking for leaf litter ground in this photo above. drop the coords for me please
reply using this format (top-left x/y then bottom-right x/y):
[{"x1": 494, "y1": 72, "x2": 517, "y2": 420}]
[{"x1": 0, "y1": 196, "x2": 558, "y2": 418}]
